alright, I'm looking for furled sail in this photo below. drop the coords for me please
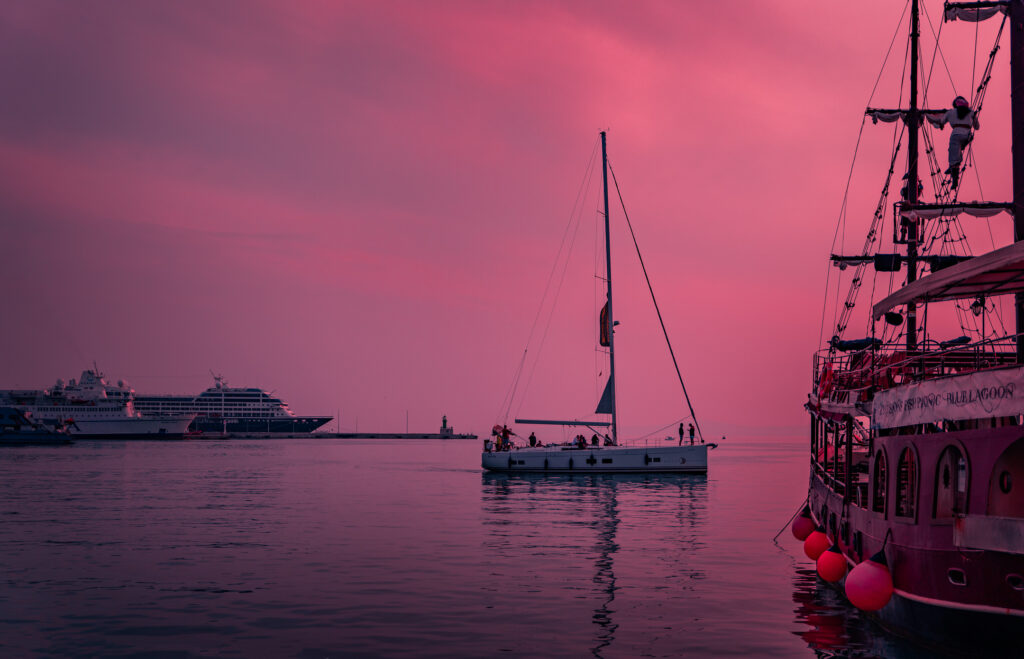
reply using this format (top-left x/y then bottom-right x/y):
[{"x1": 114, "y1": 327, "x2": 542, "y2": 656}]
[
  {"x1": 599, "y1": 301, "x2": 610, "y2": 347},
  {"x1": 866, "y1": 108, "x2": 947, "y2": 127},
  {"x1": 899, "y1": 201, "x2": 1013, "y2": 220},
  {"x1": 595, "y1": 377, "x2": 613, "y2": 414},
  {"x1": 945, "y1": 3, "x2": 1008, "y2": 23}
]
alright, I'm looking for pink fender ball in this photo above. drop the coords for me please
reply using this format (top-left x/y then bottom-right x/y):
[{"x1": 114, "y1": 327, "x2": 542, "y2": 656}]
[
  {"x1": 845, "y1": 551, "x2": 893, "y2": 611},
  {"x1": 803, "y1": 528, "x2": 831, "y2": 561},
  {"x1": 792, "y1": 515, "x2": 816, "y2": 541},
  {"x1": 816, "y1": 544, "x2": 848, "y2": 583}
]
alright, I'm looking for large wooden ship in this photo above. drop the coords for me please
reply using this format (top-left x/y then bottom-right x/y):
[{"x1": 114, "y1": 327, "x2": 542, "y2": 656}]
[{"x1": 799, "y1": 0, "x2": 1024, "y2": 647}]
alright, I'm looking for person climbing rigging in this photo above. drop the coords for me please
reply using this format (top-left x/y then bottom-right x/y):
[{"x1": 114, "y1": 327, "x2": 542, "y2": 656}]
[{"x1": 939, "y1": 96, "x2": 979, "y2": 187}]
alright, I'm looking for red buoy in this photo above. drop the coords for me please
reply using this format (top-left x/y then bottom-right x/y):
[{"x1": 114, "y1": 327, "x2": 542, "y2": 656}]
[
  {"x1": 845, "y1": 550, "x2": 893, "y2": 611},
  {"x1": 803, "y1": 527, "x2": 831, "y2": 561},
  {"x1": 792, "y1": 509, "x2": 816, "y2": 541},
  {"x1": 816, "y1": 543, "x2": 848, "y2": 582}
]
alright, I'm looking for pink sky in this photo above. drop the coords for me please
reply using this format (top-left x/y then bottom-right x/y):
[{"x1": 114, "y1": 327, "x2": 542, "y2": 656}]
[{"x1": 0, "y1": 1, "x2": 1014, "y2": 438}]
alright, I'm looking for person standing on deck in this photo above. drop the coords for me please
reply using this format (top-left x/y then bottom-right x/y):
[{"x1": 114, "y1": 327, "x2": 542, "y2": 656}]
[
  {"x1": 939, "y1": 96, "x2": 979, "y2": 187},
  {"x1": 529, "y1": 432, "x2": 537, "y2": 447},
  {"x1": 689, "y1": 423, "x2": 696, "y2": 445},
  {"x1": 678, "y1": 423, "x2": 685, "y2": 446}
]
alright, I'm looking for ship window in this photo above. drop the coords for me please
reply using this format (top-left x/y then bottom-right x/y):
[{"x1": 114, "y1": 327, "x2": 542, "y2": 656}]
[
  {"x1": 601, "y1": 458, "x2": 613, "y2": 464},
  {"x1": 872, "y1": 450, "x2": 887, "y2": 515},
  {"x1": 999, "y1": 471, "x2": 1013, "y2": 494},
  {"x1": 652, "y1": 457, "x2": 661, "y2": 463},
  {"x1": 933, "y1": 445, "x2": 968, "y2": 519},
  {"x1": 1007, "y1": 574, "x2": 1024, "y2": 591},
  {"x1": 947, "y1": 568, "x2": 967, "y2": 586},
  {"x1": 896, "y1": 447, "x2": 918, "y2": 518}
]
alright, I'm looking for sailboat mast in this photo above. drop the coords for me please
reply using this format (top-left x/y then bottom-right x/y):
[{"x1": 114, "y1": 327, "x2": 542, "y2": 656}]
[
  {"x1": 1013, "y1": 0, "x2": 1024, "y2": 361},
  {"x1": 905, "y1": 0, "x2": 921, "y2": 352},
  {"x1": 601, "y1": 131, "x2": 618, "y2": 444}
]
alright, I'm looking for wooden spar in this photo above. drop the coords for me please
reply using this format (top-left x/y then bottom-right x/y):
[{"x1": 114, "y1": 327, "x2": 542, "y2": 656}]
[
  {"x1": 514, "y1": 419, "x2": 612, "y2": 427},
  {"x1": 906, "y1": 0, "x2": 921, "y2": 353},
  {"x1": 601, "y1": 131, "x2": 618, "y2": 445}
]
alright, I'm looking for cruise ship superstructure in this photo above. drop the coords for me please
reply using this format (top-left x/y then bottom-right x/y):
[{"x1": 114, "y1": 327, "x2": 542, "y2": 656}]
[
  {"x1": 133, "y1": 375, "x2": 332, "y2": 434},
  {"x1": 0, "y1": 369, "x2": 194, "y2": 438}
]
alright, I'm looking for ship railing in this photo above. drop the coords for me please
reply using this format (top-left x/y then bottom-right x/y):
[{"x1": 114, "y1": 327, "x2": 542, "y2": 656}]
[{"x1": 814, "y1": 333, "x2": 1021, "y2": 397}]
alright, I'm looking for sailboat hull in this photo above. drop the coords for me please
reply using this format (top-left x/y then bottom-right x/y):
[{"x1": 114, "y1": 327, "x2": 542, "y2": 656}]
[{"x1": 481, "y1": 444, "x2": 707, "y2": 474}]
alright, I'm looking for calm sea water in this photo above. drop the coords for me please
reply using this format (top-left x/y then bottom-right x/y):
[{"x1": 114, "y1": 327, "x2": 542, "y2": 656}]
[{"x1": 0, "y1": 437, "x2": 939, "y2": 657}]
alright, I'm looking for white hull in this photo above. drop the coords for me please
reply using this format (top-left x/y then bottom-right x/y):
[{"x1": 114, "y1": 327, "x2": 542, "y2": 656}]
[
  {"x1": 481, "y1": 444, "x2": 708, "y2": 473},
  {"x1": 21, "y1": 412, "x2": 195, "y2": 438},
  {"x1": 65, "y1": 416, "x2": 194, "y2": 438}
]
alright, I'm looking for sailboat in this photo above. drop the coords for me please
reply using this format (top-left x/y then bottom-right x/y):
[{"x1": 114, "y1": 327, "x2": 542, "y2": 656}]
[
  {"x1": 482, "y1": 132, "x2": 710, "y2": 474},
  {"x1": 796, "y1": 0, "x2": 1024, "y2": 647}
]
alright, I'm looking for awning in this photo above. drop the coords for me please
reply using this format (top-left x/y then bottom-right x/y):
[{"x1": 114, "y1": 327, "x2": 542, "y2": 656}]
[
  {"x1": 873, "y1": 240, "x2": 1024, "y2": 319},
  {"x1": 899, "y1": 201, "x2": 1013, "y2": 221}
]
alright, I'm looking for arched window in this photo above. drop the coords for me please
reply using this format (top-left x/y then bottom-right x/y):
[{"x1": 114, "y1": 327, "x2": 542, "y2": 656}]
[
  {"x1": 872, "y1": 450, "x2": 887, "y2": 514},
  {"x1": 934, "y1": 445, "x2": 968, "y2": 518},
  {"x1": 896, "y1": 447, "x2": 918, "y2": 518},
  {"x1": 988, "y1": 438, "x2": 1024, "y2": 518}
]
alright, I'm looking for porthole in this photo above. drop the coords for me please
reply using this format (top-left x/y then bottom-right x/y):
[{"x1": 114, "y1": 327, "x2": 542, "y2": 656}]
[
  {"x1": 1007, "y1": 574, "x2": 1024, "y2": 591},
  {"x1": 948, "y1": 568, "x2": 967, "y2": 586},
  {"x1": 1000, "y1": 471, "x2": 1013, "y2": 494}
]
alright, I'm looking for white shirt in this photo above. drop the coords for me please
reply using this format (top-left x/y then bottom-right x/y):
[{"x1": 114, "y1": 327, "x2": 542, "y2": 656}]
[{"x1": 941, "y1": 108, "x2": 979, "y2": 134}]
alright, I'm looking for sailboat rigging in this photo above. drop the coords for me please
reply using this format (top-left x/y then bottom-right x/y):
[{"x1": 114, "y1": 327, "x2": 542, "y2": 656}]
[{"x1": 482, "y1": 131, "x2": 711, "y2": 474}]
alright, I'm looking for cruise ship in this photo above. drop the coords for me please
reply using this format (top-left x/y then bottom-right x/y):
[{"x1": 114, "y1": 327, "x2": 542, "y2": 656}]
[
  {"x1": 133, "y1": 375, "x2": 332, "y2": 434},
  {"x1": 0, "y1": 369, "x2": 194, "y2": 438}
]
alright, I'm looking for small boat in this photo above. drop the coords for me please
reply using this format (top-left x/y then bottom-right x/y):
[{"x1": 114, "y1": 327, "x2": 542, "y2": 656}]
[
  {"x1": 482, "y1": 132, "x2": 710, "y2": 474},
  {"x1": 0, "y1": 407, "x2": 72, "y2": 445}
]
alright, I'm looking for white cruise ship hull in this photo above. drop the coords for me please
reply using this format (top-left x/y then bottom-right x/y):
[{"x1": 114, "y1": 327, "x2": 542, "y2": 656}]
[
  {"x1": 64, "y1": 416, "x2": 194, "y2": 438},
  {"x1": 482, "y1": 444, "x2": 708, "y2": 473}
]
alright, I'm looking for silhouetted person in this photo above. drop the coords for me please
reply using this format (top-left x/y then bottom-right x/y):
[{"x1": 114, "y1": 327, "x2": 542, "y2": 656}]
[
  {"x1": 939, "y1": 96, "x2": 979, "y2": 187},
  {"x1": 689, "y1": 423, "x2": 696, "y2": 445},
  {"x1": 529, "y1": 432, "x2": 537, "y2": 447},
  {"x1": 678, "y1": 422, "x2": 685, "y2": 446},
  {"x1": 591, "y1": 434, "x2": 599, "y2": 446}
]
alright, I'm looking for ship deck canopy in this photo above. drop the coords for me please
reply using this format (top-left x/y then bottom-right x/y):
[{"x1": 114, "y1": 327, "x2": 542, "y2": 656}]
[{"x1": 873, "y1": 240, "x2": 1024, "y2": 319}]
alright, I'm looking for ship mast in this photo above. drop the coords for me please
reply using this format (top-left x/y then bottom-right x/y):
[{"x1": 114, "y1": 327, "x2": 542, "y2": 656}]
[
  {"x1": 601, "y1": 131, "x2": 618, "y2": 444},
  {"x1": 1013, "y1": 0, "x2": 1024, "y2": 361},
  {"x1": 906, "y1": 0, "x2": 921, "y2": 352}
]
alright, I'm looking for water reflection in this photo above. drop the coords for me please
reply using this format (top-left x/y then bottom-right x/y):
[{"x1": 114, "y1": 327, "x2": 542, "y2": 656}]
[
  {"x1": 482, "y1": 473, "x2": 708, "y2": 657},
  {"x1": 790, "y1": 568, "x2": 945, "y2": 659}
]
